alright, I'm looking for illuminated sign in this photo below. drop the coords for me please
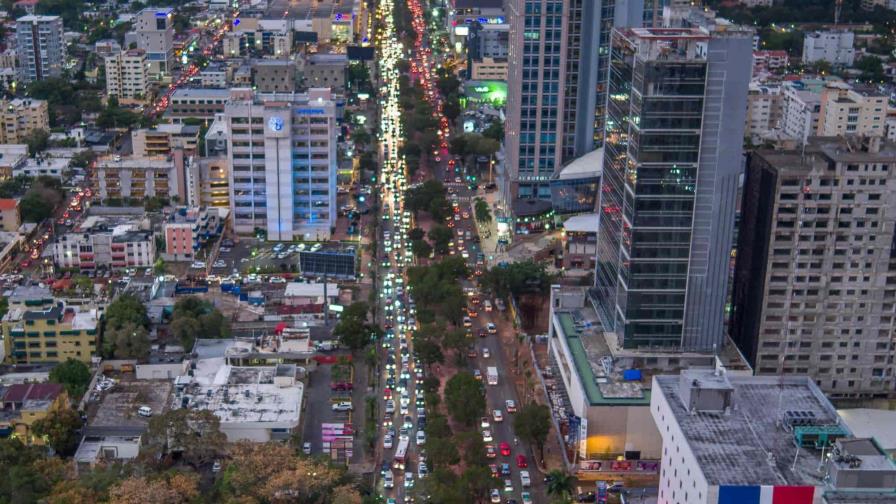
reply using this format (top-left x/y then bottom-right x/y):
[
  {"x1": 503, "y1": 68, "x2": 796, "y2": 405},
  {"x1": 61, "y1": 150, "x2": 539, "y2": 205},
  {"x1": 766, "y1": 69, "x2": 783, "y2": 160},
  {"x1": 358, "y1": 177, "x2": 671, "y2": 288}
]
[
  {"x1": 268, "y1": 116, "x2": 284, "y2": 131},
  {"x1": 473, "y1": 86, "x2": 489, "y2": 93},
  {"x1": 454, "y1": 25, "x2": 469, "y2": 36},
  {"x1": 463, "y1": 16, "x2": 505, "y2": 24},
  {"x1": 297, "y1": 108, "x2": 325, "y2": 115}
]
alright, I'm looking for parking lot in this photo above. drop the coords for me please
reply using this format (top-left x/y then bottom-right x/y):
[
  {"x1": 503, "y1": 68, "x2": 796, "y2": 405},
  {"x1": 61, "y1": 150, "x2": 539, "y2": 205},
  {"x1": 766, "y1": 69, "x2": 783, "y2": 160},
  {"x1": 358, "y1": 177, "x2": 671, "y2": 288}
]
[{"x1": 301, "y1": 357, "x2": 368, "y2": 466}]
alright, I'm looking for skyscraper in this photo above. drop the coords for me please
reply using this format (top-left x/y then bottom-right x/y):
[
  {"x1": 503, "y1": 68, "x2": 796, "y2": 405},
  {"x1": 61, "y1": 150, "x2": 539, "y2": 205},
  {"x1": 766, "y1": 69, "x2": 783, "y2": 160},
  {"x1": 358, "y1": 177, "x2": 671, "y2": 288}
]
[
  {"x1": 504, "y1": 0, "x2": 651, "y2": 205},
  {"x1": 224, "y1": 88, "x2": 338, "y2": 241},
  {"x1": 594, "y1": 25, "x2": 752, "y2": 351},
  {"x1": 15, "y1": 15, "x2": 63, "y2": 84}
]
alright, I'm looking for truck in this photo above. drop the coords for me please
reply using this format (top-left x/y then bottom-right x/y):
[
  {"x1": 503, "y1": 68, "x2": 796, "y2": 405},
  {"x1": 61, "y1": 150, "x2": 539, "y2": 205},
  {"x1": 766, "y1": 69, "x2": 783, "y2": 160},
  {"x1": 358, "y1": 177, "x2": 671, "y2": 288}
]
[
  {"x1": 487, "y1": 367, "x2": 498, "y2": 386},
  {"x1": 393, "y1": 437, "x2": 409, "y2": 470}
]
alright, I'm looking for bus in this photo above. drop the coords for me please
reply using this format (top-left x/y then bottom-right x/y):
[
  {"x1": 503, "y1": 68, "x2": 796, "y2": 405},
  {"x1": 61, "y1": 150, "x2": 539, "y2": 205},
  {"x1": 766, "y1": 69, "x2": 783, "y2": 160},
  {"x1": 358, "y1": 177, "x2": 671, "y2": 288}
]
[{"x1": 393, "y1": 437, "x2": 409, "y2": 469}]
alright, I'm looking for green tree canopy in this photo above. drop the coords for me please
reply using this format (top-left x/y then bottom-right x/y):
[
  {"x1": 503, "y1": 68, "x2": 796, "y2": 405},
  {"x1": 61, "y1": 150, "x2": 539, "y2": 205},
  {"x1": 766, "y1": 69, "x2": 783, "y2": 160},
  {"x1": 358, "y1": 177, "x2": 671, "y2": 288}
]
[
  {"x1": 513, "y1": 402, "x2": 552, "y2": 463},
  {"x1": 105, "y1": 294, "x2": 149, "y2": 330},
  {"x1": 333, "y1": 301, "x2": 374, "y2": 351},
  {"x1": 32, "y1": 407, "x2": 82, "y2": 456},
  {"x1": 49, "y1": 359, "x2": 91, "y2": 399},
  {"x1": 444, "y1": 372, "x2": 486, "y2": 426},
  {"x1": 142, "y1": 409, "x2": 227, "y2": 467}
]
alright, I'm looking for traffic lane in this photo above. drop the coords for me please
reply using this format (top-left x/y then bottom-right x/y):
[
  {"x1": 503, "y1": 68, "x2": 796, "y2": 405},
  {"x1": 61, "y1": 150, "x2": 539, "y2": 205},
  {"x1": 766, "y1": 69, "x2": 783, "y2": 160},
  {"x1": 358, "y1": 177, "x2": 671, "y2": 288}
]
[{"x1": 474, "y1": 310, "x2": 543, "y2": 497}]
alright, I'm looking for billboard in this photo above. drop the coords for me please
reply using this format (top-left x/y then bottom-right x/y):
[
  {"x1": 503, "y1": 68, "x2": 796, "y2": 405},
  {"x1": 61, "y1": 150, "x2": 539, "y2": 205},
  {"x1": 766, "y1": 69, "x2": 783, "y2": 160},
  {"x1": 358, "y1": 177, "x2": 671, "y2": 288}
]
[
  {"x1": 299, "y1": 248, "x2": 356, "y2": 279},
  {"x1": 718, "y1": 486, "x2": 815, "y2": 504}
]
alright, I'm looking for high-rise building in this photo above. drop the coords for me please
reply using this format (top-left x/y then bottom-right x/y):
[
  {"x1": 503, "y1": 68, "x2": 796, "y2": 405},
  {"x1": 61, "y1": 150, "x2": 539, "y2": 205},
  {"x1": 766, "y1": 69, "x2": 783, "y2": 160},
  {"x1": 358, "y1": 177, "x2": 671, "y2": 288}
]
[
  {"x1": 133, "y1": 8, "x2": 175, "y2": 78},
  {"x1": 817, "y1": 82, "x2": 887, "y2": 138},
  {"x1": 504, "y1": 0, "x2": 655, "y2": 205},
  {"x1": 104, "y1": 49, "x2": 150, "y2": 100},
  {"x1": 594, "y1": 25, "x2": 752, "y2": 351},
  {"x1": 0, "y1": 99, "x2": 49, "y2": 144},
  {"x1": 731, "y1": 136, "x2": 896, "y2": 398},
  {"x1": 224, "y1": 88, "x2": 337, "y2": 241},
  {"x1": 14, "y1": 15, "x2": 63, "y2": 83}
]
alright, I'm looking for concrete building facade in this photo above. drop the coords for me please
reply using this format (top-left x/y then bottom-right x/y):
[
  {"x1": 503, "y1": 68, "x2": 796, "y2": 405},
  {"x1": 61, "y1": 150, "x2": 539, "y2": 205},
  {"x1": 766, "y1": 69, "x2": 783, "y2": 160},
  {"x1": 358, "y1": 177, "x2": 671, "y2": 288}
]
[
  {"x1": 224, "y1": 88, "x2": 337, "y2": 241},
  {"x1": 15, "y1": 15, "x2": 64, "y2": 83},
  {"x1": 803, "y1": 30, "x2": 855, "y2": 67},
  {"x1": 731, "y1": 136, "x2": 896, "y2": 398},
  {"x1": 104, "y1": 49, "x2": 150, "y2": 100},
  {"x1": 133, "y1": 8, "x2": 175, "y2": 77}
]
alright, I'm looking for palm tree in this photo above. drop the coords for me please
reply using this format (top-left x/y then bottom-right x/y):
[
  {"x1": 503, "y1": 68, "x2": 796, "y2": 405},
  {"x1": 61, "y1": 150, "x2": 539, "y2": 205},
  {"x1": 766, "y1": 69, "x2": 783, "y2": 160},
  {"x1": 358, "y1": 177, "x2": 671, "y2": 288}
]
[{"x1": 546, "y1": 469, "x2": 575, "y2": 502}]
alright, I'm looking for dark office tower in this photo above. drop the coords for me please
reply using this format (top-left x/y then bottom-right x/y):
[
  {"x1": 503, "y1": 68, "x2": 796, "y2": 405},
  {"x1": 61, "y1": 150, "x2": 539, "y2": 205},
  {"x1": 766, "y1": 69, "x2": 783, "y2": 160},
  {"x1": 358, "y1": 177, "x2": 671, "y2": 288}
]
[{"x1": 594, "y1": 25, "x2": 752, "y2": 351}]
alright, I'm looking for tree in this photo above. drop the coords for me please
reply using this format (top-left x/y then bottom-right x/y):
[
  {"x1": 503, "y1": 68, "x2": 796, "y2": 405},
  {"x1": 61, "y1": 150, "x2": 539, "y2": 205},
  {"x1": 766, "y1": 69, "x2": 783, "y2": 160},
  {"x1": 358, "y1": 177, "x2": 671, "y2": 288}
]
[
  {"x1": 108, "y1": 473, "x2": 199, "y2": 504},
  {"x1": 481, "y1": 260, "x2": 554, "y2": 298},
  {"x1": 405, "y1": 180, "x2": 447, "y2": 216},
  {"x1": 19, "y1": 191, "x2": 54, "y2": 223},
  {"x1": 24, "y1": 129, "x2": 50, "y2": 156},
  {"x1": 474, "y1": 198, "x2": 492, "y2": 224},
  {"x1": 143, "y1": 409, "x2": 227, "y2": 468},
  {"x1": 411, "y1": 239, "x2": 432, "y2": 259},
  {"x1": 545, "y1": 469, "x2": 574, "y2": 501},
  {"x1": 443, "y1": 95, "x2": 461, "y2": 122},
  {"x1": 105, "y1": 294, "x2": 149, "y2": 330},
  {"x1": 482, "y1": 119, "x2": 504, "y2": 142},
  {"x1": 333, "y1": 301, "x2": 372, "y2": 351},
  {"x1": 444, "y1": 372, "x2": 485, "y2": 426},
  {"x1": 104, "y1": 322, "x2": 150, "y2": 359},
  {"x1": 856, "y1": 55, "x2": 885, "y2": 82},
  {"x1": 427, "y1": 225, "x2": 453, "y2": 255},
  {"x1": 49, "y1": 359, "x2": 91, "y2": 399},
  {"x1": 169, "y1": 296, "x2": 231, "y2": 349},
  {"x1": 514, "y1": 402, "x2": 552, "y2": 463},
  {"x1": 170, "y1": 317, "x2": 201, "y2": 351},
  {"x1": 412, "y1": 327, "x2": 444, "y2": 368},
  {"x1": 460, "y1": 465, "x2": 494, "y2": 502},
  {"x1": 32, "y1": 407, "x2": 82, "y2": 456},
  {"x1": 408, "y1": 227, "x2": 425, "y2": 241}
]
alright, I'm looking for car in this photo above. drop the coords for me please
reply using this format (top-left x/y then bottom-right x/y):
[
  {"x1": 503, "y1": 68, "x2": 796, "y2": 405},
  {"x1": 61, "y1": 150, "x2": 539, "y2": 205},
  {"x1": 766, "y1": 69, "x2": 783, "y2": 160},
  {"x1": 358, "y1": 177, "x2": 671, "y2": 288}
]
[
  {"x1": 608, "y1": 481, "x2": 625, "y2": 493},
  {"x1": 482, "y1": 430, "x2": 493, "y2": 442},
  {"x1": 478, "y1": 328, "x2": 488, "y2": 338},
  {"x1": 332, "y1": 402, "x2": 353, "y2": 412},
  {"x1": 137, "y1": 405, "x2": 152, "y2": 417},
  {"x1": 520, "y1": 470, "x2": 531, "y2": 487},
  {"x1": 489, "y1": 463, "x2": 499, "y2": 477},
  {"x1": 499, "y1": 442, "x2": 511, "y2": 457},
  {"x1": 481, "y1": 417, "x2": 491, "y2": 429},
  {"x1": 384, "y1": 435, "x2": 393, "y2": 449},
  {"x1": 506, "y1": 400, "x2": 517, "y2": 413},
  {"x1": 521, "y1": 491, "x2": 533, "y2": 504},
  {"x1": 302, "y1": 442, "x2": 312, "y2": 455},
  {"x1": 482, "y1": 347, "x2": 490, "y2": 358},
  {"x1": 490, "y1": 489, "x2": 501, "y2": 503},
  {"x1": 504, "y1": 479, "x2": 513, "y2": 493},
  {"x1": 416, "y1": 430, "x2": 426, "y2": 445},
  {"x1": 493, "y1": 409, "x2": 504, "y2": 422},
  {"x1": 500, "y1": 463, "x2": 510, "y2": 476},
  {"x1": 404, "y1": 472, "x2": 414, "y2": 488},
  {"x1": 516, "y1": 454, "x2": 528, "y2": 468},
  {"x1": 190, "y1": 261, "x2": 206, "y2": 269},
  {"x1": 473, "y1": 369, "x2": 482, "y2": 381},
  {"x1": 487, "y1": 322, "x2": 497, "y2": 334},
  {"x1": 384, "y1": 470, "x2": 394, "y2": 489},
  {"x1": 463, "y1": 316, "x2": 472, "y2": 327},
  {"x1": 418, "y1": 462, "x2": 428, "y2": 478},
  {"x1": 485, "y1": 444, "x2": 496, "y2": 458}
]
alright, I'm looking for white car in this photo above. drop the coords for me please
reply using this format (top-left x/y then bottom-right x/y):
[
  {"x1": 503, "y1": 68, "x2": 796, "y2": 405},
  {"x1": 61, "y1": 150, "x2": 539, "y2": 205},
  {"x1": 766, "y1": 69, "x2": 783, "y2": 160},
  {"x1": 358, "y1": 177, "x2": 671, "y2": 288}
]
[
  {"x1": 505, "y1": 400, "x2": 517, "y2": 413},
  {"x1": 190, "y1": 261, "x2": 206, "y2": 269},
  {"x1": 418, "y1": 462, "x2": 428, "y2": 478},
  {"x1": 490, "y1": 489, "x2": 501, "y2": 503},
  {"x1": 332, "y1": 402, "x2": 353, "y2": 412},
  {"x1": 384, "y1": 470, "x2": 394, "y2": 489},
  {"x1": 385, "y1": 400, "x2": 395, "y2": 414},
  {"x1": 493, "y1": 409, "x2": 504, "y2": 423},
  {"x1": 302, "y1": 442, "x2": 312, "y2": 455},
  {"x1": 482, "y1": 347, "x2": 490, "y2": 358},
  {"x1": 520, "y1": 470, "x2": 531, "y2": 488},
  {"x1": 416, "y1": 430, "x2": 426, "y2": 445},
  {"x1": 404, "y1": 472, "x2": 414, "y2": 488},
  {"x1": 384, "y1": 435, "x2": 394, "y2": 449},
  {"x1": 482, "y1": 430, "x2": 493, "y2": 442}
]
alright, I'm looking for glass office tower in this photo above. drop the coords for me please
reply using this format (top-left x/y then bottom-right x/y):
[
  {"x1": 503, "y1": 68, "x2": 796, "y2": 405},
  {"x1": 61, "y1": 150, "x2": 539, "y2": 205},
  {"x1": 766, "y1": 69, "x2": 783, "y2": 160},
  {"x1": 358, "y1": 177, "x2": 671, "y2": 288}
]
[{"x1": 595, "y1": 26, "x2": 752, "y2": 351}]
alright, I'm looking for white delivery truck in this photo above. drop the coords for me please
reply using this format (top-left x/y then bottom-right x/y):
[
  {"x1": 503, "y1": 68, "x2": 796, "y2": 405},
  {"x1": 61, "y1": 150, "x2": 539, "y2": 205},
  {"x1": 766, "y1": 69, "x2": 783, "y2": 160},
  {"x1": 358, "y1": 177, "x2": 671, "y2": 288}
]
[{"x1": 487, "y1": 367, "x2": 498, "y2": 386}]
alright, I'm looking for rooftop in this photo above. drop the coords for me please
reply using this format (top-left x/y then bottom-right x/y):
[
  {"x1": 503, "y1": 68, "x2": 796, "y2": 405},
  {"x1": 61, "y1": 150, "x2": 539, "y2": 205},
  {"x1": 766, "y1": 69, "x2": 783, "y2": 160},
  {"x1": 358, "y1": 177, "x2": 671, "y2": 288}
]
[
  {"x1": 284, "y1": 282, "x2": 339, "y2": 298},
  {"x1": 756, "y1": 137, "x2": 896, "y2": 175},
  {"x1": 654, "y1": 372, "x2": 842, "y2": 486},
  {"x1": 555, "y1": 147, "x2": 602, "y2": 180},
  {"x1": 837, "y1": 409, "x2": 896, "y2": 454},
  {"x1": 84, "y1": 379, "x2": 172, "y2": 436}
]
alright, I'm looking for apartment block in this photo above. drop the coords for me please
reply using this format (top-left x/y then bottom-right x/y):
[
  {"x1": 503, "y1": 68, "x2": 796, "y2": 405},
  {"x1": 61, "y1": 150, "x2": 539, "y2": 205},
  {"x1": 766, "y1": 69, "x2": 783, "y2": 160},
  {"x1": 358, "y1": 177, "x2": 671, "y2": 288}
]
[
  {"x1": 470, "y1": 57, "x2": 507, "y2": 81},
  {"x1": 190, "y1": 157, "x2": 229, "y2": 208},
  {"x1": 595, "y1": 24, "x2": 752, "y2": 351},
  {"x1": 169, "y1": 88, "x2": 229, "y2": 119},
  {"x1": 803, "y1": 30, "x2": 855, "y2": 66},
  {"x1": 252, "y1": 59, "x2": 296, "y2": 93},
  {"x1": 104, "y1": 49, "x2": 150, "y2": 100},
  {"x1": 817, "y1": 82, "x2": 887, "y2": 137},
  {"x1": 0, "y1": 383, "x2": 69, "y2": 444},
  {"x1": 133, "y1": 8, "x2": 174, "y2": 77},
  {"x1": 731, "y1": 136, "x2": 896, "y2": 398},
  {"x1": 225, "y1": 88, "x2": 337, "y2": 241},
  {"x1": 15, "y1": 15, "x2": 64, "y2": 83},
  {"x1": 0, "y1": 99, "x2": 50, "y2": 144},
  {"x1": 745, "y1": 82, "x2": 783, "y2": 143},
  {"x1": 93, "y1": 155, "x2": 184, "y2": 202},
  {"x1": 0, "y1": 199, "x2": 20, "y2": 232},
  {"x1": 2, "y1": 302, "x2": 99, "y2": 364},
  {"x1": 131, "y1": 123, "x2": 201, "y2": 156},
  {"x1": 52, "y1": 216, "x2": 154, "y2": 271},
  {"x1": 162, "y1": 206, "x2": 225, "y2": 261},
  {"x1": 752, "y1": 49, "x2": 789, "y2": 75},
  {"x1": 302, "y1": 53, "x2": 345, "y2": 91}
]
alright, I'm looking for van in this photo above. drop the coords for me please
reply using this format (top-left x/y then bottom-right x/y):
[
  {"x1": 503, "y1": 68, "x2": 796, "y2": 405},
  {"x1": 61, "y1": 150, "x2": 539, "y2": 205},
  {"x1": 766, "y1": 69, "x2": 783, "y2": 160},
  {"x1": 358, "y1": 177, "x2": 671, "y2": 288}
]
[
  {"x1": 483, "y1": 300, "x2": 493, "y2": 312},
  {"x1": 137, "y1": 405, "x2": 152, "y2": 417},
  {"x1": 384, "y1": 470, "x2": 394, "y2": 489}
]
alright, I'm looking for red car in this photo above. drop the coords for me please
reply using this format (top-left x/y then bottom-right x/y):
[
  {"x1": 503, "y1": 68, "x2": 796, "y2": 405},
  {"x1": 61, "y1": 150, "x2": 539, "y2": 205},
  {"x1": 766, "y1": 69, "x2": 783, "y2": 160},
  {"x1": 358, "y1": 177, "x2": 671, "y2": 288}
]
[
  {"x1": 516, "y1": 454, "x2": 528, "y2": 468},
  {"x1": 499, "y1": 442, "x2": 511, "y2": 457}
]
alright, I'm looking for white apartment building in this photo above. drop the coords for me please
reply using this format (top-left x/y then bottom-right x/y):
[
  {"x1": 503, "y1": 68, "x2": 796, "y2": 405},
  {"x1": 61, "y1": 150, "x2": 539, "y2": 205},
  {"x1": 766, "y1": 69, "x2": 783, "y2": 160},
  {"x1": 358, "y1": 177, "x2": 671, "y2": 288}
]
[
  {"x1": 223, "y1": 88, "x2": 337, "y2": 241},
  {"x1": 781, "y1": 83, "x2": 822, "y2": 140},
  {"x1": 817, "y1": 82, "x2": 887, "y2": 137},
  {"x1": 15, "y1": 15, "x2": 64, "y2": 83},
  {"x1": 803, "y1": 30, "x2": 855, "y2": 66},
  {"x1": 52, "y1": 217, "x2": 154, "y2": 271},
  {"x1": 104, "y1": 49, "x2": 150, "y2": 100},
  {"x1": 651, "y1": 369, "x2": 896, "y2": 504},
  {"x1": 93, "y1": 154, "x2": 186, "y2": 202},
  {"x1": 745, "y1": 82, "x2": 783, "y2": 142},
  {"x1": 132, "y1": 8, "x2": 174, "y2": 77}
]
